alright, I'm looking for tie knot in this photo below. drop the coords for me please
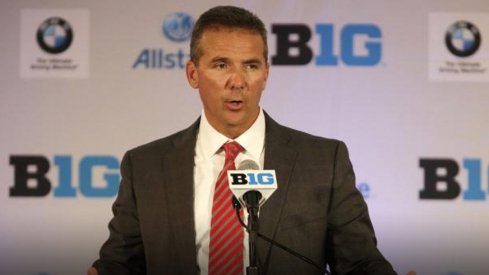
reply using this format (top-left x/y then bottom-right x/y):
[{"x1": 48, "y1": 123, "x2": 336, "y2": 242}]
[{"x1": 222, "y1": 141, "x2": 243, "y2": 161}]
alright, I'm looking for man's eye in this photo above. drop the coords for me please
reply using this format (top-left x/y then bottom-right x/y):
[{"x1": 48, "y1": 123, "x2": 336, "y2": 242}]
[
  {"x1": 246, "y1": 64, "x2": 259, "y2": 70},
  {"x1": 215, "y1": 63, "x2": 227, "y2": 69}
]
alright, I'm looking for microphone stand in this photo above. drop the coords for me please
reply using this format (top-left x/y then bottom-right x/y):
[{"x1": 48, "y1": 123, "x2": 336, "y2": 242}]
[
  {"x1": 243, "y1": 191, "x2": 262, "y2": 275},
  {"x1": 232, "y1": 195, "x2": 331, "y2": 275}
]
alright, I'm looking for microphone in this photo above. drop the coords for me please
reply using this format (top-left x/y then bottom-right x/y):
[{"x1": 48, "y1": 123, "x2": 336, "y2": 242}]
[
  {"x1": 228, "y1": 159, "x2": 278, "y2": 211},
  {"x1": 229, "y1": 159, "x2": 277, "y2": 274}
]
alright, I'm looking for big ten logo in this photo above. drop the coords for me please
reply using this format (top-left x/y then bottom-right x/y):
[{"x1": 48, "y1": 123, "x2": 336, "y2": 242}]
[
  {"x1": 230, "y1": 172, "x2": 276, "y2": 185},
  {"x1": 419, "y1": 158, "x2": 488, "y2": 200},
  {"x1": 357, "y1": 182, "x2": 371, "y2": 199},
  {"x1": 271, "y1": 23, "x2": 382, "y2": 66},
  {"x1": 9, "y1": 155, "x2": 120, "y2": 198}
]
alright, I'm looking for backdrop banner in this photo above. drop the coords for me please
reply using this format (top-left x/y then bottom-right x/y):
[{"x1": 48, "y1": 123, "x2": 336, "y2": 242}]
[{"x1": 1, "y1": 1, "x2": 488, "y2": 274}]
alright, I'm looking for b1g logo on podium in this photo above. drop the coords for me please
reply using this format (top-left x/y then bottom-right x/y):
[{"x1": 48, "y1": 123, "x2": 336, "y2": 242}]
[
  {"x1": 9, "y1": 155, "x2": 120, "y2": 198},
  {"x1": 419, "y1": 158, "x2": 488, "y2": 200},
  {"x1": 228, "y1": 170, "x2": 278, "y2": 207},
  {"x1": 229, "y1": 171, "x2": 276, "y2": 185}
]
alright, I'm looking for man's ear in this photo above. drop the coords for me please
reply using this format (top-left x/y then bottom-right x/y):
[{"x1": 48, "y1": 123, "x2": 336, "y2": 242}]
[{"x1": 186, "y1": 60, "x2": 199, "y2": 88}]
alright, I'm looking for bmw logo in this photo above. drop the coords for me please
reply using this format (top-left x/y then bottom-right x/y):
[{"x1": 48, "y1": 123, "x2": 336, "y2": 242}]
[
  {"x1": 445, "y1": 21, "x2": 481, "y2": 58},
  {"x1": 36, "y1": 17, "x2": 73, "y2": 54},
  {"x1": 162, "y1": 12, "x2": 194, "y2": 42}
]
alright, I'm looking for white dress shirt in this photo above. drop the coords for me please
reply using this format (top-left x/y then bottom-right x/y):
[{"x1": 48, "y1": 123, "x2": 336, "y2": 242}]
[{"x1": 194, "y1": 109, "x2": 266, "y2": 274}]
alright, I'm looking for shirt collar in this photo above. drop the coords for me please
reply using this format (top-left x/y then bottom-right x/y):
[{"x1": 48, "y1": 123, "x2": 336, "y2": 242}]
[{"x1": 198, "y1": 108, "x2": 265, "y2": 160}]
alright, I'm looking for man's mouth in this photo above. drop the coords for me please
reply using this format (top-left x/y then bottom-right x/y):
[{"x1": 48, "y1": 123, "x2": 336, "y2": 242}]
[{"x1": 225, "y1": 100, "x2": 243, "y2": 111}]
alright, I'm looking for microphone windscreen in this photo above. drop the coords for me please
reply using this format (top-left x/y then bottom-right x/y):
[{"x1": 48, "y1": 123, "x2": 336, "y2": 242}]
[{"x1": 238, "y1": 159, "x2": 259, "y2": 170}]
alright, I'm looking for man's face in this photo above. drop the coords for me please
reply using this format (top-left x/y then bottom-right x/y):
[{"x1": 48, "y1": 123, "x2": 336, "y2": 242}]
[{"x1": 186, "y1": 26, "x2": 269, "y2": 139}]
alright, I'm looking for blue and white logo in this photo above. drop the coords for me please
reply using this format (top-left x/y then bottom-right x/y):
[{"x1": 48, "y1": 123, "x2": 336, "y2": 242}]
[
  {"x1": 271, "y1": 23, "x2": 382, "y2": 66},
  {"x1": 162, "y1": 12, "x2": 194, "y2": 42},
  {"x1": 9, "y1": 155, "x2": 120, "y2": 198},
  {"x1": 36, "y1": 17, "x2": 73, "y2": 54},
  {"x1": 445, "y1": 21, "x2": 481, "y2": 58}
]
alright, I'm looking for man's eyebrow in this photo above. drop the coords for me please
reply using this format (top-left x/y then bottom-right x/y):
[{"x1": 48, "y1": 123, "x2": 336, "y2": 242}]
[
  {"x1": 208, "y1": 56, "x2": 264, "y2": 65},
  {"x1": 210, "y1": 56, "x2": 230, "y2": 63},
  {"x1": 242, "y1": 58, "x2": 263, "y2": 64}
]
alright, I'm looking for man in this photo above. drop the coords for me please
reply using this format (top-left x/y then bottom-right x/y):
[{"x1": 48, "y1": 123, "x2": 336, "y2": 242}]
[{"x1": 90, "y1": 5, "x2": 401, "y2": 275}]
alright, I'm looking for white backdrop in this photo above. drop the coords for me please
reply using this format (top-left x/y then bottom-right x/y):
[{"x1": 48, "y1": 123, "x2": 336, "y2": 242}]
[{"x1": 1, "y1": 1, "x2": 488, "y2": 275}]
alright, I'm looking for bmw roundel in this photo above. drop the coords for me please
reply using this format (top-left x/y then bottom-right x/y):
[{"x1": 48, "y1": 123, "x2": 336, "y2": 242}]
[
  {"x1": 445, "y1": 21, "x2": 481, "y2": 58},
  {"x1": 36, "y1": 17, "x2": 73, "y2": 54}
]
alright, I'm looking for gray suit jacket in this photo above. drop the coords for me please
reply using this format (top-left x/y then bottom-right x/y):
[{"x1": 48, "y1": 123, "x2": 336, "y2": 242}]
[{"x1": 93, "y1": 113, "x2": 396, "y2": 275}]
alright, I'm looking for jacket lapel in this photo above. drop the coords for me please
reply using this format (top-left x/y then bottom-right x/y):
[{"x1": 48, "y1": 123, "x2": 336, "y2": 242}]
[
  {"x1": 257, "y1": 114, "x2": 298, "y2": 270},
  {"x1": 161, "y1": 120, "x2": 199, "y2": 274}
]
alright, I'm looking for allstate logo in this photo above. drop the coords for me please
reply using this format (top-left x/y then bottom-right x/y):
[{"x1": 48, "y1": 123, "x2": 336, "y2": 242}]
[
  {"x1": 445, "y1": 21, "x2": 481, "y2": 58},
  {"x1": 162, "y1": 12, "x2": 194, "y2": 42},
  {"x1": 36, "y1": 17, "x2": 73, "y2": 54}
]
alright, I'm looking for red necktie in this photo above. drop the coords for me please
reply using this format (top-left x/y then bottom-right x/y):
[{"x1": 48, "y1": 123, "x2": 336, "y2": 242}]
[{"x1": 208, "y1": 141, "x2": 244, "y2": 275}]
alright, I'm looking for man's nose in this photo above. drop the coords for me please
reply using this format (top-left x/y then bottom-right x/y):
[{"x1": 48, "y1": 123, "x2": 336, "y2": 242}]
[{"x1": 228, "y1": 69, "x2": 246, "y2": 90}]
